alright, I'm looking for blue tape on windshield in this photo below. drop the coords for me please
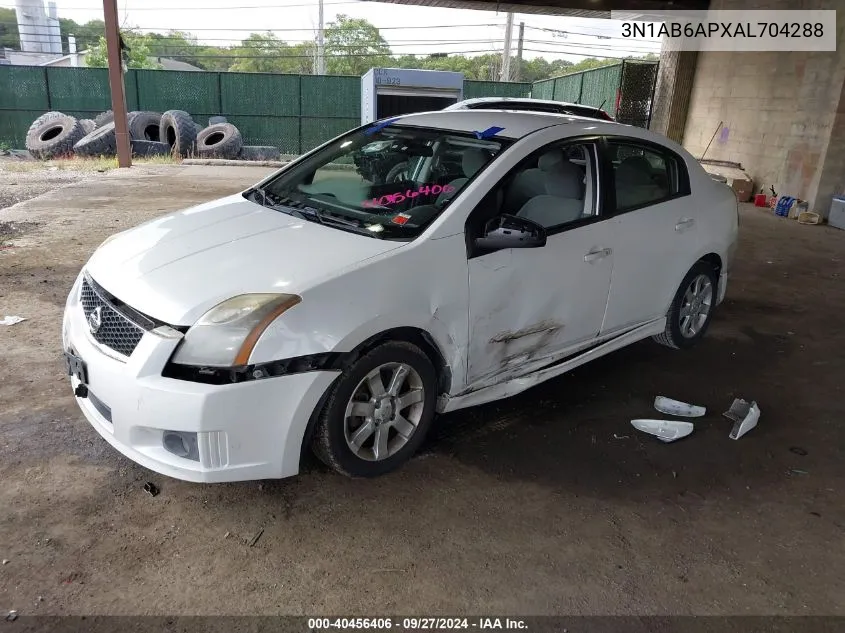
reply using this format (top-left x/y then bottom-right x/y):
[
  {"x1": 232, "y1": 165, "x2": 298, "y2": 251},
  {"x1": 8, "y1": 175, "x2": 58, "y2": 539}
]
[
  {"x1": 364, "y1": 117, "x2": 401, "y2": 136},
  {"x1": 473, "y1": 126, "x2": 505, "y2": 139}
]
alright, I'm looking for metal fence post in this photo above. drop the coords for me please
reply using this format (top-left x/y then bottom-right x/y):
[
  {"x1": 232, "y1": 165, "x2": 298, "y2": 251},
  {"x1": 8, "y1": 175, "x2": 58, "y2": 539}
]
[
  {"x1": 43, "y1": 67, "x2": 52, "y2": 110},
  {"x1": 217, "y1": 72, "x2": 223, "y2": 115},
  {"x1": 298, "y1": 75, "x2": 303, "y2": 155}
]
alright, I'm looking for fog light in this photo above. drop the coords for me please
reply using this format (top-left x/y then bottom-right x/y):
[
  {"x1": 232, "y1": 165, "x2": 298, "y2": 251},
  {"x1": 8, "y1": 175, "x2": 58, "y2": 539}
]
[{"x1": 162, "y1": 431, "x2": 199, "y2": 461}]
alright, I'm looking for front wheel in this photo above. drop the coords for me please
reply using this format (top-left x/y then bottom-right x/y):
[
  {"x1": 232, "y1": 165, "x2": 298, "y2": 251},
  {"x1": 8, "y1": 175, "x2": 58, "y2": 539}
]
[
  {"x1": 312, "y1": 341, "x2": 438, "y2": 477},
  {"x1": 653, "y1": 261, "x2": 718, "y2": 350}
]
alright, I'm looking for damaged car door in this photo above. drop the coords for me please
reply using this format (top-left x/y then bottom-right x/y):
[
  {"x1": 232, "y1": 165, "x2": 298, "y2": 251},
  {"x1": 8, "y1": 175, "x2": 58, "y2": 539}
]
[{"x1": 464, "y1": 141, "x2": 613, "y2": 388}]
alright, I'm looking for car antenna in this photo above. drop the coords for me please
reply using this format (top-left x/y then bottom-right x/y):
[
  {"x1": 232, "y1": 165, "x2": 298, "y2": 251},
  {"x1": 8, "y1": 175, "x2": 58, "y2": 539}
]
[{"x1": 597, "y1": 99, "x2": 607, "y2": 112}]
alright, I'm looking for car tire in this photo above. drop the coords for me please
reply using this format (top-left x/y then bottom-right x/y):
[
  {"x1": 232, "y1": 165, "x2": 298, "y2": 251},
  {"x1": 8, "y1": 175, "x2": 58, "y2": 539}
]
[
  {"x1": 238, "y1": 145, "x2": 280, "y2": 161},
  {"x1": 159, "y1": 110, "x2": 197, "y2": 157},
  {"x1": 79, "y1": 118, "x2": 96, "y2": 135},
  {"x1": 25, "y1": 114, "x2": 85, "y2": 159},
  {"x1": 208, "y1": 115, "x2": 227, "y2": 126},
  {"x1": 127, "y1": 111, "x2": 162, "y2": 141},
  {"x1": 312, "y1": 341, "x2": 438, "y2": 477},
  {"x1": 93, "y1": 110, "x2": 114, "y2": 129},
  {"x1": 385, "y1": 161, "x2": 409, "y2": 183},
  {"x1": 653, "y1": 261, "x2": 719, "y2": 350},
  {"x1": 73, "y1": 122, "x2": 116, "y2": 157},
  {"x1": 130, "y1": 139, "x2": 171, "y2": 157},
  {"x1": 195, "y1": 123, "x2": 243, "y2": 159}
]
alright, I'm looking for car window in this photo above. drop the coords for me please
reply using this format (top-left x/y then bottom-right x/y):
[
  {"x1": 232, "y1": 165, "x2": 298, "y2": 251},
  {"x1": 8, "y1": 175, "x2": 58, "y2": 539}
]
[
  {"x1": 467, "y1": 141, "x2": 598, "y2": 240},
  {"x1": 258, "y1": 126, "x2": 508, "y2": 240},
  {"x1": 608, "y1": 141, "x2": 684, "y2": 211}
]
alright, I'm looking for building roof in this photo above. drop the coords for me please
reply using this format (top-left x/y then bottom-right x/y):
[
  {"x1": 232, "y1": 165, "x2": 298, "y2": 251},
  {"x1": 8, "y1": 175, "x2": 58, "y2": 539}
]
[
  {"x1": 375, "y1": 0, "x2": 708, "y2": 18},
  {"x1": 157, "y1": 58, "x2": 201, "y2": 71}
]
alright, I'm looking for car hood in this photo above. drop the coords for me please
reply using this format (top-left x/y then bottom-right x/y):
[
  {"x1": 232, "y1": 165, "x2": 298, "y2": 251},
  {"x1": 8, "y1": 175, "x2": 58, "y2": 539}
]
[{"x1": 86, "y1": 194, "x2": 404, "y2": 325}]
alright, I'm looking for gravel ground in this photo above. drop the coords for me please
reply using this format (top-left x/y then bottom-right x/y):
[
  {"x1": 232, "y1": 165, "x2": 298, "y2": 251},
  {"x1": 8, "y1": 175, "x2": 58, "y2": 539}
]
[{"x1": 0, "y1": 158, "x2": 103, "y2": 212}]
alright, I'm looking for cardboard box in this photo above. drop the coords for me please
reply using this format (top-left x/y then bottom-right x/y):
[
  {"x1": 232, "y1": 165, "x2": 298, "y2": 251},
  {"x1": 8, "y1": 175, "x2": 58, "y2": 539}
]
[
  {"x1": 700, "y1": 163, "x2": 754, "y2": 202},
  {"x1": 727, "y1": 176, "x2": 754, "y2": 203}
]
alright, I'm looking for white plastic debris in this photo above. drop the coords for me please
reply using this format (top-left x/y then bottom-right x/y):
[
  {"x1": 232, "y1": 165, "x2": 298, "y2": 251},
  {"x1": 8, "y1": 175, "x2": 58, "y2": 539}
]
[
  {"x1": 723, "y1": 399, "x2": 760, "y2": 440},
  {"x1": 654, "y1": 396, "x2": 706, "y2": 418},
  {"x1": 631, "y1": 419, "x2": 694, "y2": 443},
  {"x1": 0, "y1": 316, "x2": 26, "y2": 326}
]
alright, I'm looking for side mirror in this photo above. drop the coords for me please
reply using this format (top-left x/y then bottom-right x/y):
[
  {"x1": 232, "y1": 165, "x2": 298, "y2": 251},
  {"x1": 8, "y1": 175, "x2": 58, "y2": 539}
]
[{"x1": 475, "y1": 214, "x2": 547, "y2": 251}]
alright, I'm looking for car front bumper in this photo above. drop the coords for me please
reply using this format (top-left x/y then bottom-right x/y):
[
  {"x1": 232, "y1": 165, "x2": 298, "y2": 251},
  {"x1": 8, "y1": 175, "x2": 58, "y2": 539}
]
[{"x1": 62, "y1": 277, "x2": 337, "y2": 483}]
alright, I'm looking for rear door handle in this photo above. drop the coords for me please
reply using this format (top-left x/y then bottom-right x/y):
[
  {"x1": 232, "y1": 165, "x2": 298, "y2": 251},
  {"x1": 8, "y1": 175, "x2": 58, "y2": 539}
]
[
  {"x1": 675, "y1": 218, "x2": 695, "y2": 231},
  {"x1": 584, "y1": 247, "x2": 612, "y2": 263}
]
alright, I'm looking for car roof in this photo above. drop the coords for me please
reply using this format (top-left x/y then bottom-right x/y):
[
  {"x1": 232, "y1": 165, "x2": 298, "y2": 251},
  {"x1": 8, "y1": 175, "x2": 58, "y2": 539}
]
[
  {"x1": 384, "y1": 109, "x2": 690, "y2": 159},
  {"x1": 449, "y1": 96, "x2": 597, "y2": 110},
  {"x1": 388, "y1": 109, "x2": 614, "y2": 140}
]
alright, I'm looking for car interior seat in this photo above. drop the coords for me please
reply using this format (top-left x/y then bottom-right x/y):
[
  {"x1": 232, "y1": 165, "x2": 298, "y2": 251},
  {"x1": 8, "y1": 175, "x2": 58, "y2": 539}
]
[{"x1": 436, "y1": 148, "x2": 490, "y2": 205}]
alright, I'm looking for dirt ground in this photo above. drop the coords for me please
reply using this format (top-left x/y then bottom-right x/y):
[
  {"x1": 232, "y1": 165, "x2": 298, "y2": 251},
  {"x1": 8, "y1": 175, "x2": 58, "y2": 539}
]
[{"x1": 0, "y1": 164, "x2": 844, "y2": 617}]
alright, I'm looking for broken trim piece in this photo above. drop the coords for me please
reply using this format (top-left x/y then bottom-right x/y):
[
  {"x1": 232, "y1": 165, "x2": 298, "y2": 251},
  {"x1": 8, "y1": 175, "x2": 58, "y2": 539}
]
[
  {"x1": 654, "y1": 396, "x2": 706, "y2": 418},
  {"x1": 163, "y1": 352, "x2": 344, "y2": 385},
  {"x1": 723, "y1": 399, "x2": 760, "y2": 440},
  {"x1": 631, "y1": 419, "x2": 694, "y2": 443}
]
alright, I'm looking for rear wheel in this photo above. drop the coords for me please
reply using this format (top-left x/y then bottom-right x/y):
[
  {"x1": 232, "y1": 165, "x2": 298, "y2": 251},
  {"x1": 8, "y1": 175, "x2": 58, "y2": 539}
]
[
  {"x1": 313, "y1": 341, "x2": 437, "y2": 477},
  {"x1": 653, "y1": 261, "x2": 718, "y2": 350}
]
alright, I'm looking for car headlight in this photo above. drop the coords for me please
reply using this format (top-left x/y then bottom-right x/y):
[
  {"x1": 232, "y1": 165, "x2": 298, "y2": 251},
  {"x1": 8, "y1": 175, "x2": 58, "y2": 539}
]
[{"x1": 171, "y1": 293, "x2": 301, "y2": 367}]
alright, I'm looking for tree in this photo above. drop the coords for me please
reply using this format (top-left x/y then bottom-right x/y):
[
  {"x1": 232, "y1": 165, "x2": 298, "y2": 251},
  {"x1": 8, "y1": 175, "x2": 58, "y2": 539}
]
[
  {"x1": 0, "y1": 7, "x2": 19, "y2": 49},
  {"x1": 85, "y1": 31, "x2": 161, "y2": 69},
  {"x1": 324, "y1": 15, "x2": 390, "y2": 77},
  {"x1": 58, "y1": 18, "x2": 104, "y2": 53},
  {"x1": 228, "y1": 32, "x2": 314, "y2": 74}
]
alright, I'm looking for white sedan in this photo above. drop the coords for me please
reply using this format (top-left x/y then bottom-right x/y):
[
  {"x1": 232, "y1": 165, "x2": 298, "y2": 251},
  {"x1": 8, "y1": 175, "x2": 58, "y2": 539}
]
[{"x1": 62, "y1": 110, "x2": 738, "y2": 482}]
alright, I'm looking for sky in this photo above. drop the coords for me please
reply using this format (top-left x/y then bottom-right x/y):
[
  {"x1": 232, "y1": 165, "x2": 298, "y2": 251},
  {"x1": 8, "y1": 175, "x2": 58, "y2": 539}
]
[{"x1": 8, "y1": 0, "x2": 662, "y2": 62}]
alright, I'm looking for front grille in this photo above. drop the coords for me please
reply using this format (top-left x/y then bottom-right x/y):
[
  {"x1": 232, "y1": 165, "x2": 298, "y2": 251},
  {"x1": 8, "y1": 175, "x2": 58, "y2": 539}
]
[{"x1": 80, "y1": 277, "x2": 145, "y2": 357}]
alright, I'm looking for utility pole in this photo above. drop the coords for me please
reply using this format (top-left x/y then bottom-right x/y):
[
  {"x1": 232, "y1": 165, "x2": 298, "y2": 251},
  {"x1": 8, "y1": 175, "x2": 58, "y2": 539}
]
[
  {"x1": 315, "y1": 0, "x2": 325, "y2": 75},
  {"x1": 515, "y1": 21, "x2": 524, "y2": 82},
  {"x1": 103, "y1": 0, "x2": 130, "y2": 167},
  {"x1": 500, "y1": 11, "x2": 514, "y2": 82}
]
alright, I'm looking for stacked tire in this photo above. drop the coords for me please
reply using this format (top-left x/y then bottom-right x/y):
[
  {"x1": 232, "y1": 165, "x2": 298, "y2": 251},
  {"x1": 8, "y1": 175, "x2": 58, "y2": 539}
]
[
  {"x1": 25, "y1": 113, "x2": 86, "y2": 159},
  {"x1": 25, "y1": 109, "x2": 280, "y2": 161}
]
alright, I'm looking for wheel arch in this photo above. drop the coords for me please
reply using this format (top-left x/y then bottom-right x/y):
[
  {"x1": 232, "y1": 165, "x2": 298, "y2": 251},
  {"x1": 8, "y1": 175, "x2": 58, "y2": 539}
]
[{"x1": 298, "y1": 325, "x2": 452, "y2": 468}]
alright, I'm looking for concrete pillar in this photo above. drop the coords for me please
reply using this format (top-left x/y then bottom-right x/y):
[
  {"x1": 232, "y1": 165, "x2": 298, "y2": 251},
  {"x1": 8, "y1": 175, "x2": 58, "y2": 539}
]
[
  {"x1": 678, "y1": 1, "x2": 845, "y2": 215},
  {"x1": 649, "y1": 37, "x2": 698, "y2": 144}
]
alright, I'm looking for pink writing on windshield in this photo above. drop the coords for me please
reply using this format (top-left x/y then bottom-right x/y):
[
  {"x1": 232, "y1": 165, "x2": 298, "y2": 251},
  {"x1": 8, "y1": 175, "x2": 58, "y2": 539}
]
[{"x1": 362, "y1": 184, "x2": 455, "y2": 208}]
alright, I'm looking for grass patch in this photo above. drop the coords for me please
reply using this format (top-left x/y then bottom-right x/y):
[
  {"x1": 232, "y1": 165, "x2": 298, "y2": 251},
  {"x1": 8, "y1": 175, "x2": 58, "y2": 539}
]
[{"x1": 0, "y1": 154, "x2": 181, "y2": 173}]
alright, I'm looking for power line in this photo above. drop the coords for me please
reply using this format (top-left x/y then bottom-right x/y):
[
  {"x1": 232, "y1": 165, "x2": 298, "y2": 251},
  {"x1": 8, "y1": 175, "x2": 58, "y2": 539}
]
[
  {"x1": 0, "y1": 21, "x2": 503, "y2": 32},
  {"x1": 525, "y1": 23, "x2": 661, "y2": 43},
  {"x1": 0, "y1": 0, "x2": 364, "y2": 9},
  {"x1": 132, "y1": 49, "x2": 507, "y2": 59}
]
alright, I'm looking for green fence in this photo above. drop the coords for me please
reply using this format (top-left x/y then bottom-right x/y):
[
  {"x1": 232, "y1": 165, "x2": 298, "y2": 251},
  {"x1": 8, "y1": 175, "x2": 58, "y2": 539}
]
[
  {"x1": 0, "y1": 66, "x2": 531, "y2": 152},
  {"x1": 530, "y1": 60, "x2": 658, "y2": 127}
]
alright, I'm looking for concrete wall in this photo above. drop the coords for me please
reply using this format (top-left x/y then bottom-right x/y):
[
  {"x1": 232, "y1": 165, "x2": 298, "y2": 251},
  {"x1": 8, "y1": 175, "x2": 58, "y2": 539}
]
[{"x1": 681, "y1": 1, "x2": 845, "y2": 214}]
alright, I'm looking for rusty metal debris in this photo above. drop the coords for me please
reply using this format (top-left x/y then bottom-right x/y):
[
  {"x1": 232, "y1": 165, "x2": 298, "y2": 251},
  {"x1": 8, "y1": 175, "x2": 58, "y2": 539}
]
[{"x1": 248, "y1": 528, "x2": 264, "y2": 547}]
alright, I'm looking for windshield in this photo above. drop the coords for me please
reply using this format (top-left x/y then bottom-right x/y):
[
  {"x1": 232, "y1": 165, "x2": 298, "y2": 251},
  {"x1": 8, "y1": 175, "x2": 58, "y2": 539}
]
[{"x1": 254, "y1": 125, "x2": 509, "y2": 240}]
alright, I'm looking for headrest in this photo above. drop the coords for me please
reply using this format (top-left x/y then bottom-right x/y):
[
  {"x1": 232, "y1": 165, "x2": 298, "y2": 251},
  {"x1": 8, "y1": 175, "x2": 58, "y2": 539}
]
[
  {"x1": 538, "y1": 149, "x2": 564, "y2": 172},
  {"x1": 544, "y1": 159, "x2": 584, "y2": 199}
]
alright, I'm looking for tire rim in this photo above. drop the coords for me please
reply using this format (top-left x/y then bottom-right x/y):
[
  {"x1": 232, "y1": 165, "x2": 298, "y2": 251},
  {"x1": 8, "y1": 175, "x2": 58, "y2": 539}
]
[
  {"x1": 344, "y1": 362, "x2": 425, "y2": 462},
  {"x1": 679, "y1": 274, "x2": 713, "y2": 338}
]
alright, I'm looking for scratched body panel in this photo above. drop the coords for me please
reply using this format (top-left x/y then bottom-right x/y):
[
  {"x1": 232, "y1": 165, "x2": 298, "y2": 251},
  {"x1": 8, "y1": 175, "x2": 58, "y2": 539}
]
[{"x1": 465, "y1": 221, "x2": 614, "y2": 389}]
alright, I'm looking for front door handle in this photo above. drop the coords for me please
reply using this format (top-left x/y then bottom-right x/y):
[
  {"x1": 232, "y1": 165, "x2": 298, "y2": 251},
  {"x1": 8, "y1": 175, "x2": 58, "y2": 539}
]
[
  {"x1": 584, "y1": 247, "x2": 612, "y2": 263},
  {"x1": 675, "y1": 218, "x2": 695, "y2": 232}
]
